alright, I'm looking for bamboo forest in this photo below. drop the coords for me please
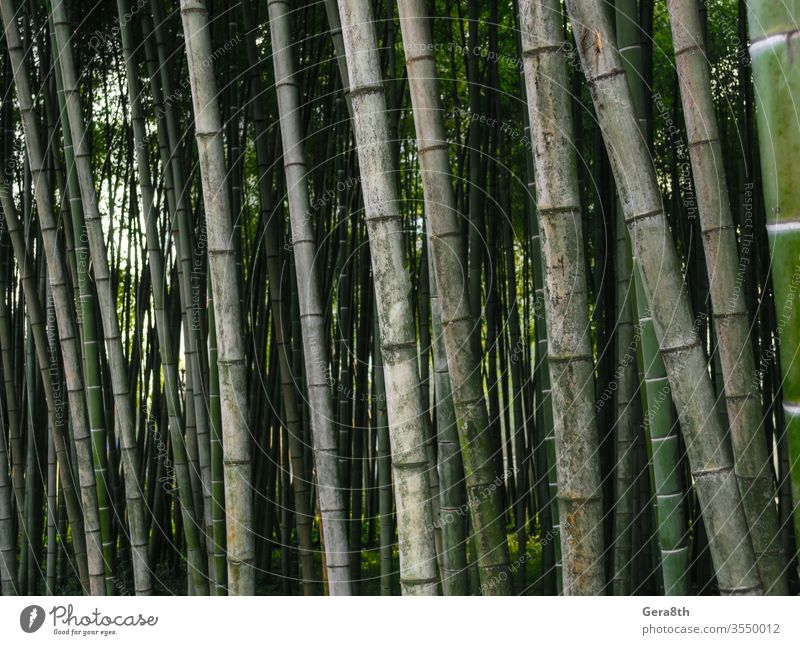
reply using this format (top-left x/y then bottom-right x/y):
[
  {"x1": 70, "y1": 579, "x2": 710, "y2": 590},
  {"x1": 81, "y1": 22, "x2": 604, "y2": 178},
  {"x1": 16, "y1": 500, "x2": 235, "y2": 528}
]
[{"x1": 0, "y1": 0, "x2": 798, "y2": 600}]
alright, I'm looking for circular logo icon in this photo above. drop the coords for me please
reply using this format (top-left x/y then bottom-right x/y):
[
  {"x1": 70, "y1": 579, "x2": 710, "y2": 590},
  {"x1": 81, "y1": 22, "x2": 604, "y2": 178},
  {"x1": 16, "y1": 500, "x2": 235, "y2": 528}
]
[{"x1": 20, "y1": 605, "x2": 45, "y2": 633}]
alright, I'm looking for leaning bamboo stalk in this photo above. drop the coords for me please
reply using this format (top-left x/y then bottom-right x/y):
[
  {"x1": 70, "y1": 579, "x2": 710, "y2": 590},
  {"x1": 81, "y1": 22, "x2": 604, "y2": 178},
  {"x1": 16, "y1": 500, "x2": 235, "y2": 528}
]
[
  {"x1": 138, "y1": 13, "x2": 215, "y2": 594},
  {"x1": 50, "y1": 0, "x2": 151, "y2": 595},
  {"x1": 564, "y1": 0, "x2": 762, "y2": 595},
  {"x1": 115, "y1": 0, "x2": 218, "y2": 595},
  {"x1": 147, "y1": 0, "x2": 214, "y2": 563},
  {"x1": 0, "y1": 0, "x2": 107, "y2": 594},
  {"x1": 0, "y1": 182, "x2": 94, "y2": 594},
  {"x1": 668, "y1": 0, "x2": 786, "y2": 594},
  {"x1": 337, "y1": 0, "x2": 439, "y2": 595},
  {"x1": 396, "y1": 0, "x2": 513, "y2": 594},
  {"x1": 179, "y1": 0, "x2": 254, "y2": 595},
  {"x1": 614, "y1": 0, "x2": 690, "y2": 596},
  {"x1": 263, "y1": 0, "x2": 351, "y2": 594},
  {"x1": 239, "y1": 0, "x2": 318, "y2": 595},
  {"x1": 146, "y1": 5, "x2": 212, "y2": 572},
  {"x1": 51, "y1": 46, "x2": 115, "y2": 596},
  {"x1": 398, "y1": 0, "x2": 512, "y2": 594}
]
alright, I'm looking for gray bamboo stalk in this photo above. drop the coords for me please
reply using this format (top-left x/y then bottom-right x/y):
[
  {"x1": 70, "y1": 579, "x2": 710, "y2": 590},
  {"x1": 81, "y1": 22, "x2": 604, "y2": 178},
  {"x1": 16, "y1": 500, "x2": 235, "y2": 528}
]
[
  {"x1": 0, "y1": 181, "x2": 97, "y2": 593},
  {"x1": 179, "y1": 0, "x2": 254, "y2": 595},
  {"x1": 667, "y1": 0, "x2": 786, "y2": 594},
  {"x1": 511, "y1": 8, "x2": 562, "y2": 587},
  {"x1": 519, "y1": 0, "x2": 604, "y2": 595},
  {"x1": 0, "y1": 0, "x2": 106, "y2": 594},
  {"x1": 563, "y1": 0, "x2": 762, "y2": 595},
  {"x1": 323, "y1": 0, "x2": 352, "y2": 113},
  {"x1": 115, "y1": 0, "x2": 214, "y2": 595},
  {"x1": 262, "y1": 0, "x2": 350, "y2": 594},
  {"x1": 50, "y1": 0, "x2": 151, "y2": 595},
  {"x1": 239, "y1": 0, "x2": 315, "y2": 595},
  {"x1": 147, "y1": 0, "x2": 213, "y2": 564},
  {"x1": 50, "y1": 38, "x2": 115, "y2": 595},
  {"x1": 337, "y1": 0, "x2": 439, "y2": 595},
  {"x1": 139, "y1": 11, "x2": 214, "y2": 593},
  {"x1": 396, "y1": 0, "x2": 512, "y2": 595}
]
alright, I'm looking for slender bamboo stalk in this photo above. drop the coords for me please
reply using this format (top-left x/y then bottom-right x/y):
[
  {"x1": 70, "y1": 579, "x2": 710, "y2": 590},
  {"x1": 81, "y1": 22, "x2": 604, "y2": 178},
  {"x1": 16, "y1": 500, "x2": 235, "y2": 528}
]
[
  {"x1": 511, "y1": 0, "x2": 560, "y2": 591},
  {"x1": 0, "y1": 0, "x2": 106, "y2": 594},
  {"x1": 147, "y1": 0, "x2": 214, "y2": 567},
  {"x1": 337, "y1": 0, "x2": 439, "y2": 595},
  {"x1": 396, "y1": 0, "x2": 512, "y2": 594},
  {"x1": 264, "y1": 0, "x2": 354, "y2": 595},
  {"x1": 49, "y1": 19, "x2": 115, "y2": 596},
  {"x1": 206, "y1": 287, "x2": 227, "y2": 594},
  {"x1": 428, "y1": 243, "x2": 467, "y2": 595},
  {"x1": 609, "y1": 0, "x2": 643, "y2": 597},
  {"x1": 135, "y1": 11, "x2": 211, "y2": 596},
  {"x1": 179, "y1": 0, "x2": 254, "y2": 595},
  {"x1": 50, "y1": 0, "x2": 151, "y2": 595},
  {"x1": 0, "y1": 356, "x2": 13, "y2": 594}
]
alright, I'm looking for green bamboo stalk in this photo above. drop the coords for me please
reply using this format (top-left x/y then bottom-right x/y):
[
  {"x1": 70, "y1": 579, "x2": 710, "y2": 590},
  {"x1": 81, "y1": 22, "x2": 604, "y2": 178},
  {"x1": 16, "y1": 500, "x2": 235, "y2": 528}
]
[
  {"x1": 207, "y1": 286, "x2": 227, "y2": 594},
  {"x1": 371, "y1": 306, "x2": 395, "y2": 596},
  {"x1": 747, "y1": 0, "x2": 800, "y2": 565},
  {"x1": 45, "y1": 419, "x2": 57, "y2": 595},
  {"x1": 614, "y1": 0, "x2": 689, "y2": 596},
  {"x1": 428, "y1": 242, "x2": 468, "y2": 595},
  {"x1": 633, "y1": 262, "x2": 689, "y2": 594}
]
